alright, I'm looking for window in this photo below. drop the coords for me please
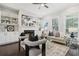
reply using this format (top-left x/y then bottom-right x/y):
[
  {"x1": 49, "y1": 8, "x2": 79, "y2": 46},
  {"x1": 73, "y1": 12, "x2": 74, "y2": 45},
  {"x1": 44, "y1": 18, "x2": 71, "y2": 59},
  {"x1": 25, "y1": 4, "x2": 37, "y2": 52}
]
[
  {"x1": 52, "y1": 18, "x2": 58, "y2": 31},
  {"x1": 66, "y1": 15, "x2": 78, "y2": 37}
]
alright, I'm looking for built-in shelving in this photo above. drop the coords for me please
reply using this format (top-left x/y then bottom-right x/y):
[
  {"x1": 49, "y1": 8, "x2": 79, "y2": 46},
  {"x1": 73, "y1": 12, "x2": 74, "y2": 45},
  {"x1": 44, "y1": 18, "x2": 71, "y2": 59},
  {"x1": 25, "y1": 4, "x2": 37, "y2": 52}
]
[
  {"x1": 0, "y1": 14, "x2": 18, "y2": 32},
  {"x1": 0, "y1": 5, "x2": 19, "y2": 45}
]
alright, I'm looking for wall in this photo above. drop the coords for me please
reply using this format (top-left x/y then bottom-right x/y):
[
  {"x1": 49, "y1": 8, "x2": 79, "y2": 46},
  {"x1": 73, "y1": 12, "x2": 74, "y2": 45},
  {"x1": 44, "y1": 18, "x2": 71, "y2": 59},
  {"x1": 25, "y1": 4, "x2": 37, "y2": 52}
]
[
  {"x1": 60, "y1": 6, "x2": 79, "y2": 40},
  {"x1": 42, "y1": 14, "x2": 62, "y2": 36},
  {"x1": 0, "y1": 6, "x2": 41, "y2": 45},
  {"x1": 0, "y1": 6, "x2": 19, "y2": 45},
  {"x1": 58, "y1": 6, "x2": 79, "y2": 38},
  {"x1": 39, "y1": 16, "x2": 52, "y2": 36},
  {"x1": 18, "y1": 10, "x2": 41, "y2": 36},
  {"x1": 42, "y1": 5, "x2": 79, "y2": 38},
  {"x1": 1, "y1": 4, "x2": 79, "y2": 44}
]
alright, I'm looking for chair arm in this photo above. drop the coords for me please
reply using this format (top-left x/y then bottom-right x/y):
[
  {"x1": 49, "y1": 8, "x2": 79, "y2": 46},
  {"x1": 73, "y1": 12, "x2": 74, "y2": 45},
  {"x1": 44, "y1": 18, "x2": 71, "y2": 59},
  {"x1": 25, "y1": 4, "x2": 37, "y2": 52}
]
[
  {"x1": 24, "y1": 38, "x2": 47, "y2": 46},
  {"x1": 19, "y1": 36, "x2": 28, "y2": 39}
]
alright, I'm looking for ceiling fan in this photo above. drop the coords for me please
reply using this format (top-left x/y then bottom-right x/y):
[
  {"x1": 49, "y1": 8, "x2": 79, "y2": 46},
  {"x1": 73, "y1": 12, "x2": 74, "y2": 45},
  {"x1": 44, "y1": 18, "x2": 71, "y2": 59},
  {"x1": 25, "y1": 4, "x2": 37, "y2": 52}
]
[{"x1": 32, "y1": 3, "x2": 49, "y2": 9}]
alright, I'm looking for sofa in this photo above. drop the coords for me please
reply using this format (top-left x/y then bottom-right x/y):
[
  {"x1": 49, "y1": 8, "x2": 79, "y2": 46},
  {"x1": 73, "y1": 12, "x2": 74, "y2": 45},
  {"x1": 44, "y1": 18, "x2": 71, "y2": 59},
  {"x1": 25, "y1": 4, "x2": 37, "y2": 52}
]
[{"x1": 47, "y1": 36, "x2": 67, "y2": 45}]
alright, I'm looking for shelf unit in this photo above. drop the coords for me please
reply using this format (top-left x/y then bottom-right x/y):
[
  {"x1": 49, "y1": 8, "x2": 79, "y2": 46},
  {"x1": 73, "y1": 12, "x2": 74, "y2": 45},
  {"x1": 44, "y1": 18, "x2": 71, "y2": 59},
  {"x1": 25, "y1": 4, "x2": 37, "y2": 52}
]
[
  {"x1": 0, "y1": 15, "x2": 18, "y2": 32},
  {"x1": 0, "y1": 7, "x2": 19, "y2": 45}
]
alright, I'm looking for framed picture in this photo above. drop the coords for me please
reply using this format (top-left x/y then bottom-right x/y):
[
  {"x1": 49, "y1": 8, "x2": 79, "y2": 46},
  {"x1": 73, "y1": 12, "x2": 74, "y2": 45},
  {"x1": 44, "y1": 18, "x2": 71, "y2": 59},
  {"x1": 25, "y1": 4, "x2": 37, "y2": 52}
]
[
  {"x1": 21, "y1": 15, "x2": 40, "y2": 27},
  {"x1": 7, "y1": 25, "x2": 15, "y2": 32}
]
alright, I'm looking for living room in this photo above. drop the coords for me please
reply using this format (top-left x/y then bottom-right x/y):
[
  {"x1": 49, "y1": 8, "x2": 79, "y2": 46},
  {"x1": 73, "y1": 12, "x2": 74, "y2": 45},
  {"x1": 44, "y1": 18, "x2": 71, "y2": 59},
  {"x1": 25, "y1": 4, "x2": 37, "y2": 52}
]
[{"x1": 0, "y1": 3, "x2": 79, "y2": 56}]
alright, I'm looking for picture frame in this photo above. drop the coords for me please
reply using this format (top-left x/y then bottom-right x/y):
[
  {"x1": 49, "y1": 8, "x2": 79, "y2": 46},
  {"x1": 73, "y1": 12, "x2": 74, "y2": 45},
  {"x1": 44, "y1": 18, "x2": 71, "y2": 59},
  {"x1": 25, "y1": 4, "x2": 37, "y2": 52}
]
[
  {"x1": 7, "y1": 25, "x2": 15, "y2": 32},
  {"x1": 21, "y1": 14, "x2": 40, "y2": 28}
]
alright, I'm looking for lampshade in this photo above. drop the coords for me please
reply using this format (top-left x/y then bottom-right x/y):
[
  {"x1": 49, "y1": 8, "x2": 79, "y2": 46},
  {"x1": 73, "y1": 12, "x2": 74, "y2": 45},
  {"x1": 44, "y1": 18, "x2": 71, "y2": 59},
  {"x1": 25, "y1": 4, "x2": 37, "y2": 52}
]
[
  {"x1": 68, "y1": 27, "x2": 78, "y2": 33},
  {"x1": 41, "y1": 28, "x2": 44, "y2": 31}
]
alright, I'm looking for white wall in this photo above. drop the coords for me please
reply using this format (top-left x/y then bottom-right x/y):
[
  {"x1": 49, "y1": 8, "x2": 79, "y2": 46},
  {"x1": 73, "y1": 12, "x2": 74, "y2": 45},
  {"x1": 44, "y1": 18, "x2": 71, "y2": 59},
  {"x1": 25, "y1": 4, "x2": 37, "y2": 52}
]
[
  {"x1": 60, "y1": 6, "x2": 79, "y2": 40},
  {"x1": 0, "y1": 7, "x2": 41, "y2": 45},
  {"x1": 1, "y1": 4, "x2": 79, "y2": 45},
  {"x1": 0, "y1": 6, "x2": 19, "y2": 45},
  {"x1": 18, "y1": 10, "x2": 41, "y2": 36},
  {"x1": 42, "y1": 5, "x2": 79, "y2": 38},
  {"x1": 42, "y1": 16, "x2": 53, "y2": 31}
]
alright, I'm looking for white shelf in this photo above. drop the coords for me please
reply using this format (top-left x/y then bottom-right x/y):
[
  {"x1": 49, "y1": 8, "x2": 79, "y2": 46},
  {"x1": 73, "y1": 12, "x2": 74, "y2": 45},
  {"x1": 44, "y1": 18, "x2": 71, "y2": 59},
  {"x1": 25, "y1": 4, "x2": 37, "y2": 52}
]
[{"x1": 0, "y1": 23, "x2": 18, "y2": 25}]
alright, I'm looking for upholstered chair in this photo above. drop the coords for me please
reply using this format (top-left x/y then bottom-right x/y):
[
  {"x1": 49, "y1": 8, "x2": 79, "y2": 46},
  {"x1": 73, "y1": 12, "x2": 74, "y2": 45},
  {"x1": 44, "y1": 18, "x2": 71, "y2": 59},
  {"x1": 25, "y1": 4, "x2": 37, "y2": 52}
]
[{"x1": 19, "y1": 36, "x2": 47, "y2": 56}]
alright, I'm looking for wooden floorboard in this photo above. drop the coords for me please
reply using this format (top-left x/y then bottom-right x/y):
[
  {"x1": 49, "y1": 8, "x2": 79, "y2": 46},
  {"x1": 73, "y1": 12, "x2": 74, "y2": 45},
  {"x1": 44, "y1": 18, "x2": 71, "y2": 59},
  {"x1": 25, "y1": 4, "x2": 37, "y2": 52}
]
[
  {"x1": 0, "y1": 41, "x2": 78, "y2": 56},
  {"x1": 0, "y1": 42, "x2": 25, "y2": 56}
]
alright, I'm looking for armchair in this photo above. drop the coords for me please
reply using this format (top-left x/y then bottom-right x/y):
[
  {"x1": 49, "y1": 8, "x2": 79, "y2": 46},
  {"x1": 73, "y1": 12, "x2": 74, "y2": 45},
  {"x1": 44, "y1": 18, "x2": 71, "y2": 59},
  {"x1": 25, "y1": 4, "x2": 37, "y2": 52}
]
[{"x1": 19, "y1": 36, "x2": 47, "y2": 56}]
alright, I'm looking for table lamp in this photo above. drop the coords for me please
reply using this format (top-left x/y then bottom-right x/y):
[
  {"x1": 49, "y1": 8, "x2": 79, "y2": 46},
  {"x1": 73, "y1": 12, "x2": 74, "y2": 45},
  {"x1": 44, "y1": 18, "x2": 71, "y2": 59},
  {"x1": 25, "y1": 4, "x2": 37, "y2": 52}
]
[{"x1": 68, "y1": 27, "x2": 78, "y2": 38}]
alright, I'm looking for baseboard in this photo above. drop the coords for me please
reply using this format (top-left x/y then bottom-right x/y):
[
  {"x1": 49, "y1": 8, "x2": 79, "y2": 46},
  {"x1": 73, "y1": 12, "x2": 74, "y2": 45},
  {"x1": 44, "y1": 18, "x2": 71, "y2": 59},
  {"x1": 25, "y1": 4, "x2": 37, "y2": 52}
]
[{"x1": 0, "y1": 41, "x2": 19, "y2": 46}]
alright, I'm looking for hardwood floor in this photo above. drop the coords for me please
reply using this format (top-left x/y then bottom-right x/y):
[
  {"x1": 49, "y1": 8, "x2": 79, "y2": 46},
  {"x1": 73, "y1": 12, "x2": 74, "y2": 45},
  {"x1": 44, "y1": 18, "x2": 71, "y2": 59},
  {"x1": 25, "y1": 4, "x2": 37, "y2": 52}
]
[
  {"x1": 0, "y1": 42, "x2": 78, "y2": 56},
  {"x1": 0, "y1": 42, "x2": 25, "y2": 56}
]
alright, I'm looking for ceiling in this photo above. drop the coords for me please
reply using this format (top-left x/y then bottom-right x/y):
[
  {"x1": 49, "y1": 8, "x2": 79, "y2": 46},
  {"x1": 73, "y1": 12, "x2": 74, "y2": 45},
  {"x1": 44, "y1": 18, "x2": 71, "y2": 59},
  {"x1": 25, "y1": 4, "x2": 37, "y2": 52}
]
[{"x1": 0, "y1": 3, "x2": 78, "y2": 17}]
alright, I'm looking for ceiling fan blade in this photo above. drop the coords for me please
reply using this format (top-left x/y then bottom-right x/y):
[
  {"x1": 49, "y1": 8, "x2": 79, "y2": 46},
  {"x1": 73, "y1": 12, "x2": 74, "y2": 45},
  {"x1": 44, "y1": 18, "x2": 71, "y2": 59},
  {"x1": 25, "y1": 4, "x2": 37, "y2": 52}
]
[
  {"x1": 44, "y1": 5, "x2": 48, "y2": 8},
  {"x1": 32, "y1": 3, "x2": 49, "y2": 9},
  {"x1": 32, "y1": 3, "x2": 41, "y2": 4}
]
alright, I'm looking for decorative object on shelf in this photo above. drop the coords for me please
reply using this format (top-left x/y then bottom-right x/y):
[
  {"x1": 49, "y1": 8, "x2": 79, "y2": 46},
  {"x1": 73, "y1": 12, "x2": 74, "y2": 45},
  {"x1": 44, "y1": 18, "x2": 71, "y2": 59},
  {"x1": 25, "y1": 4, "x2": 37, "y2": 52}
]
[
  {"x1": 25, "y1": 23, "x2": 28, "y2": 26},
  {"x1": 6, "y1": 20, "x2": 10, "y2": 24},
  {"x1": 12, "y1": 18, "x2": 18, "y2": 24},
  {"x1": 1, "y1": 20, "x2": 6, "y2": 23},
  {"x1": 29, "y1": 23, "x2": 34, "y2": 26},
  {"x1": 22, "y1": 15, "x2": 29, "y2": 26},
  {"x1": 22, "y1": 15, "x2": 31, "y2": 22},
  {"x1": 32, "y1": 21, "x2": 36, "y2": 23},
  {"x1": 1, "y1": 16, "x2": 18, "y2": 24},
  {"x1": 1, "y1": 16, "x2": 10, "y2": 24},
  {"x1": 7, "y1": 25, "x2": 14, "y2": 32}
]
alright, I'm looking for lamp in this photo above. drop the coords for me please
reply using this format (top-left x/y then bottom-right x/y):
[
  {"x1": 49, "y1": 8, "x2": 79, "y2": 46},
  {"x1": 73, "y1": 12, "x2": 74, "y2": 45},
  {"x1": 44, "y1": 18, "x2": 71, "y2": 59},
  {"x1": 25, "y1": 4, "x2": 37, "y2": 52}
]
[
  {"x1": 68, "y1": 27, "x2": 78, "y2": 38},
  {"x1": 68, "y1": 28, "x2": 78, "y2": 49}
]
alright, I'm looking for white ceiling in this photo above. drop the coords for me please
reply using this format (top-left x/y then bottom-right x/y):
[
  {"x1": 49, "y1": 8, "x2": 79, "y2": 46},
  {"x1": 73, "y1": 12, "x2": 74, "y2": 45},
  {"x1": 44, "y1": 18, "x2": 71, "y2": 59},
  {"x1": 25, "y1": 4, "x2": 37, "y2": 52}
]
[{"x1": 0, "y1": 3, "x2": 79, "y2": 17}]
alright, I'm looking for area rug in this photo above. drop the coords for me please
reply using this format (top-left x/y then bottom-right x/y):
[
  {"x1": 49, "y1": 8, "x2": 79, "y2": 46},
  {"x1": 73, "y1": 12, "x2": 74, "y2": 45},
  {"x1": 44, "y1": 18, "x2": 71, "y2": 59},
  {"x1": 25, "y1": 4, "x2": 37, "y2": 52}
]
[{"x1": 46, "y1": 41, "x2": 69, "y2": 56}]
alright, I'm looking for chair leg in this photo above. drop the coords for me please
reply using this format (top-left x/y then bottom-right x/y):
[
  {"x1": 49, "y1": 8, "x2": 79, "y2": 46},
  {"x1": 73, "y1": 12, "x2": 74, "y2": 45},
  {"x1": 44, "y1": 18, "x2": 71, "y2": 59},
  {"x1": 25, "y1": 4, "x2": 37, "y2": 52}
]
[
  {"x1": 25, "y1": 44, "x2": 29, "y2": 56},
  {"x1": 42, "y1": 43, "x2": 46, "y2": 56},
  {"x1": 18, "y1": 39, "x2": 21, "y2": 53}
]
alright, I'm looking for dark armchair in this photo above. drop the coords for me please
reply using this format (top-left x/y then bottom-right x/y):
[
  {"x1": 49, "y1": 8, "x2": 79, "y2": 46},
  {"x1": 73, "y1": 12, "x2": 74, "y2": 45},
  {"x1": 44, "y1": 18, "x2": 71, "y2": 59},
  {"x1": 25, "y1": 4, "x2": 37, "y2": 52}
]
[{"x1": 19, "y1": 36, "x2": 47, "y2": 56}]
